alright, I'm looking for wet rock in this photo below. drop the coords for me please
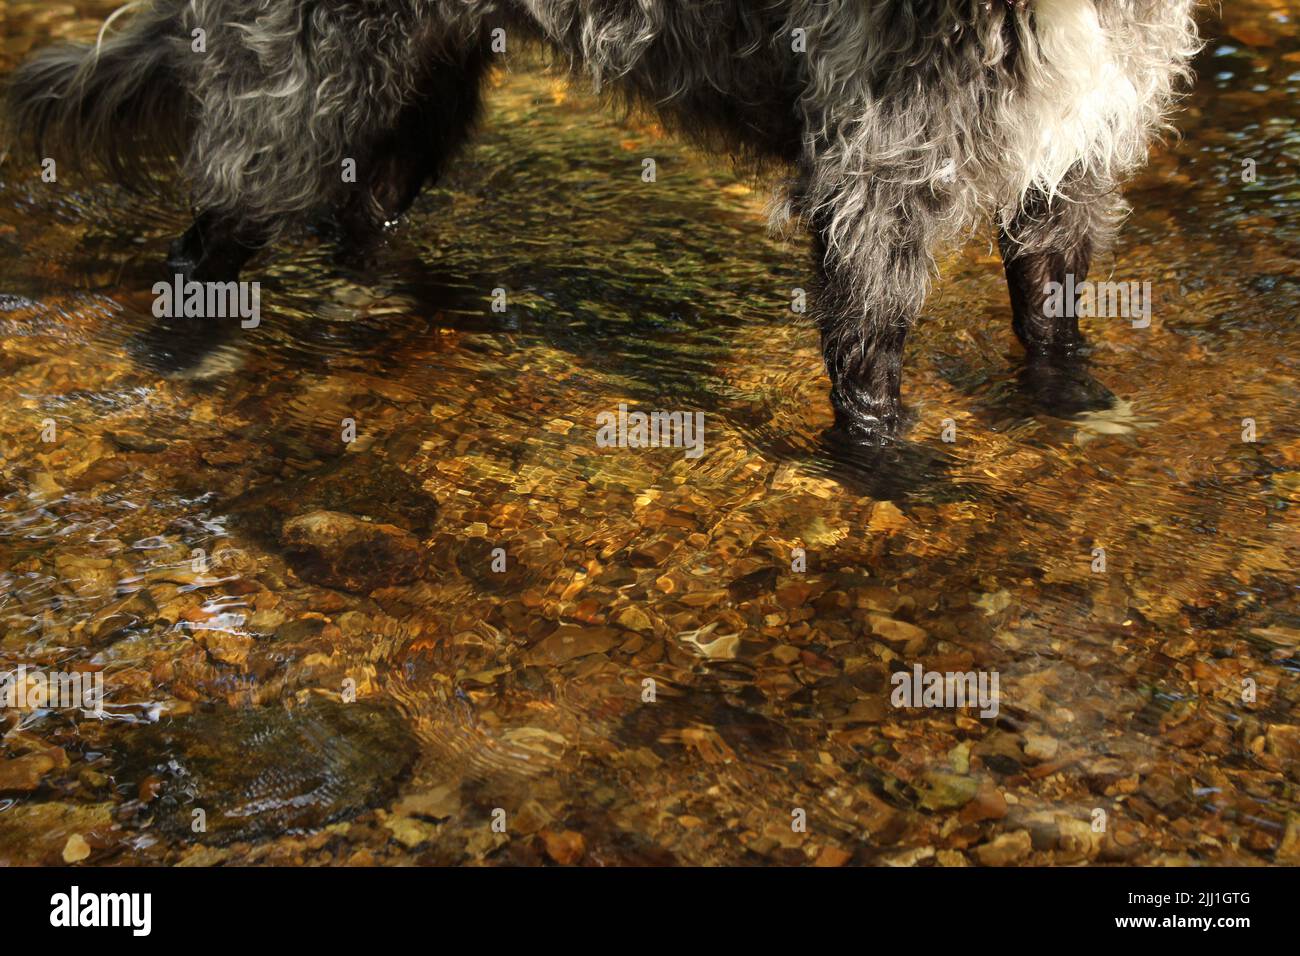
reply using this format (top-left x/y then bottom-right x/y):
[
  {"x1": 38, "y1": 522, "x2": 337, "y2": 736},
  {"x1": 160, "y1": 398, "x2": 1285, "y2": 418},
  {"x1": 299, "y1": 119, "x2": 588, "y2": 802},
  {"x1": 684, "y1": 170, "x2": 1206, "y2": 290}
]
[
  {"x1": 916, "y1": 771, "x2": 978, "y2": 811},
  {"x1": 54, "y1": 555, "x2": 117, "y2": 597},
  {"x1": 959, "y1": 781, "x2": 1008, "y2": 823},
  {"x1": 1250, "y1": 626, "x2": 1300, "y2": 649},
  {"x1": 275, "y1": 618, "x2": 329, "y2": 643},
  {"x1": 629, "y1": 540, "x2": 676, "y2": 568},
  {"x1": 540, "y1": 829, "x2": 586, "y2": 865},
  {"x1": 974, "y1": 830, "x2": 1032, "y2": 866},
  {"x1": 231, "y1": 455, "x2": 438, "y2": 539},
  {"x1": 974, "y1": 590, "x2": 1012, "y2": 616},
  {"x1": 247, "y1": 606, "x2": 287, "y2": 633},
  {"x1": 1023, "y1": 733, "x2": 1059, "y2": 762},
  {"x1": 1139, "y1": 771, "x2": 1186, "y2": 811},
  {"x1": 771, "y1": 645, "x2": 801, "y2": 665},
  {"x1": 727, "y1": 567, "x2": 778, "y2": 602},
  {"x1": 1278, "y1": 813, "x2": 1300, "y2": 865},
  {"x1": 843, "y1": 697, "x2": 888, "y2": 722},
  {"x1": 1023, "y1": 815, "x2": 1061, "y2": 851},
  {"x1": 866, "y1": 614, "x2": 927, "y2": 647},
  {"x1": 679, "y1": 588, "x2": 729, "y2": 609},
  {"x1": 0, "y1": 803, "x2": 114, "y2": 866},
  {"x1": 678, "y1": 624, "x2": 740, "y2": 660},
  {"x1": 525, "y1": 625, "x2": 620, "y2": 665},
  {"x1": 65, "y1": 457, "x2": 132, "y2": 490},
  {"x1": 1265, "y1": 724, "x2": 1300, "y2": 762},
  {"x1": 776, "y1": 582, "x2": 813, "y2": 608},
  {"x1": 867, "y1": 501, "x2": 910, "y2": 533},
  {"x1": 513, "y1": 799, "x2": 555, "y2": 835},
  {"x1": 813, "y1": 845, "x2": 853, "y2": 867},
  {"x1": 620, "y1": 695, "x2": 793, "y2": 761},
  {"x1": 85, "y1": 590, "x2": 157, "y2": 644},
  {"x1": 614, "y1": 606, "x2": 654, "y2": 635},
  {"x1": 974, "y1": 730, "x2": 1026, "y2": 767},
  {"x1": 116, "y1": 697, "x2": 418, "y2": 844},
  {"x1": 196, "y1": 630, "x2": 255, "y2": 667},
  {"x1": 61, "y1": 833, "x2": 91, "y2": 863},
  {"x1": 0, "y1": 752, "x2": 58, "y2": 792},
  {"x1": 499, "y1": 727, "x2": 569, "y2": 762},
  {"x1": 384, "y1": 815, "x2": 438, "y2": 849},
  {"x1": 1056, "y1": 817, "x2": 1103, "y2": 863},
  {"x1": 107, "y1": 430, "x2": 169, "y2": 454},
  {"x1": 881, "y1": 845, "x2": 935, "y2": 867},
  {"x1": 175, "y1": 846, "x2": 235, "y2": 867},
  {"x1": 281, "y1": 510, "x2": 422, "y2": 592},
  {"x1": 594, "y1": 566, "x2": 637, "y2": 588},
  {"x1": 949, "y1": 742, "x2": 971, "y2": 775},
  {"x1": 394, "y1": 785, "x2": 461, "y2": 822}
]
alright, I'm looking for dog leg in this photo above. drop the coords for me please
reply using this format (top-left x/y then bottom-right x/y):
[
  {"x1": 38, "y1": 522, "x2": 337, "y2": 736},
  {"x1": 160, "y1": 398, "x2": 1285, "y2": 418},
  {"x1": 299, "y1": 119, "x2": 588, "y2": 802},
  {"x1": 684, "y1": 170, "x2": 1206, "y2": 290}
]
[
  {"x1": 132, "y1": 211, "x2": 268, "y2": 372},
  {"x1": 813, "y1": 187, "x2": 939, "y2": 444},
  {"x1": 332, "y1": 54, "x2": 488, "y2": 260},
  {"x1": 1000, "y1": 173, "x2": 1124, "y2": 414},
  {"x1": 166, "y1": 211, "x2": 268, "y2": 284}
]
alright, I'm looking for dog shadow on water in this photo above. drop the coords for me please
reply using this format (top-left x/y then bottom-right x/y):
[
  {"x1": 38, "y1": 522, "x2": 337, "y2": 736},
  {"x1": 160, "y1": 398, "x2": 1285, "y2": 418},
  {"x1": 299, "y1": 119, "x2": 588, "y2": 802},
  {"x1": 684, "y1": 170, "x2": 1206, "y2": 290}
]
[
  {"x1": 115, "y1": 229, "x2": 1101, "y2": 508},
  {"x1": 929, "y1": 340, "x2": 1123, "y2": 442},
  {"x1": 123, "y1": 240, "x2": 438, "y2": 375}
]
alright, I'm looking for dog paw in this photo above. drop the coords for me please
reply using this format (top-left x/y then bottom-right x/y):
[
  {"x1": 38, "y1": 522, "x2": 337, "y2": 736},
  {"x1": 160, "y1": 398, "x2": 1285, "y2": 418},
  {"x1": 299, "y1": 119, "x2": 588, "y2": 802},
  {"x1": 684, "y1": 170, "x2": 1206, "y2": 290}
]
[
  {"x1": 164, "y1": 242, "x2": 198, "y2": 285},
  {"x1": 1019, "y1": 355, "x2": 1116, "y2": 418},
  {"x1": 829, "y1": 393, "x2": 908, "y2": 446}
]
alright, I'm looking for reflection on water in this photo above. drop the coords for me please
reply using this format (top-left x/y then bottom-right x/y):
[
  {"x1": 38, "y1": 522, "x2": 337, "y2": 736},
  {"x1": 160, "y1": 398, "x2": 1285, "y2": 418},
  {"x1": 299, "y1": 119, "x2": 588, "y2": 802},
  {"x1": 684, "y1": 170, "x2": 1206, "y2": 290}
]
[{"x1": 0, "y1": 1, "x2": 1297, "y2": 865}]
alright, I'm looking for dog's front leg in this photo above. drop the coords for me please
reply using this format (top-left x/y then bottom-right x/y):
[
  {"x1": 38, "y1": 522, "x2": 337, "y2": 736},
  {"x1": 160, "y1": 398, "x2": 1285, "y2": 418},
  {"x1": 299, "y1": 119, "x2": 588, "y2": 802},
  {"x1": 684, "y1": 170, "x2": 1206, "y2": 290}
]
[
  {"x1": 812, "y1": 186, "x2": 938, "y2": 444},
  {"x1": 332, "y1": 53, "x2": 488, "y2": 264},
  {"x1": 166, "y1": 211, "x2": 268, "y2": 284},
  {"x1": 999, "y1": 169, "x2": 1125, "y2": 415}
]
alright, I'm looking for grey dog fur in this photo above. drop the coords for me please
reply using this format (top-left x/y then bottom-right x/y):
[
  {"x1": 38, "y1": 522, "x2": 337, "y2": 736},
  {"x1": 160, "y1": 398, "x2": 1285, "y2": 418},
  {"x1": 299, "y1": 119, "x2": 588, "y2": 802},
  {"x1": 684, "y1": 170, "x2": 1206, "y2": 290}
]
[{"x1": 3, "y1": 0, "x2": 1200, "y2": 439}]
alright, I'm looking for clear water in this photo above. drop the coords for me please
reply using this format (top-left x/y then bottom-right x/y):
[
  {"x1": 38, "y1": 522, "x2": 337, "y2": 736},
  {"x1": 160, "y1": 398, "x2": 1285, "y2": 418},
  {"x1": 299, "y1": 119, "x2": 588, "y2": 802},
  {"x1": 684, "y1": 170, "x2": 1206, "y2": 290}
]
[{"x1": 0, "y1": 1, "x2": 1296, "y2": 865}]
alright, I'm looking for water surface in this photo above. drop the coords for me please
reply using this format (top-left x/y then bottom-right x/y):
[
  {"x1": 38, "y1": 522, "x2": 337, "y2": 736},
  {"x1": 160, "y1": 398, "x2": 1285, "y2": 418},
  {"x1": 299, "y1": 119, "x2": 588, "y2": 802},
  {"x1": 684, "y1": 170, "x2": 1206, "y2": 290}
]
[{"x1": 0, "y1": 1, "x2": 1297, "y2": 865}]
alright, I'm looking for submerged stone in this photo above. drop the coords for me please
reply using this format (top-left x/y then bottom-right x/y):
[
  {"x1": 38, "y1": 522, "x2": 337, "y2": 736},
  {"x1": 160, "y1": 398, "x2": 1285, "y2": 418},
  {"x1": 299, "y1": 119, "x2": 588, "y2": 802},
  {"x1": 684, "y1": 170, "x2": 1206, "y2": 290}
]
[
  {"x1": 280, "y1": 510, "x2": 423, "y2": 592},
  {"x1": 116, "y1": 697, "x2": 418, "y2": 844}
]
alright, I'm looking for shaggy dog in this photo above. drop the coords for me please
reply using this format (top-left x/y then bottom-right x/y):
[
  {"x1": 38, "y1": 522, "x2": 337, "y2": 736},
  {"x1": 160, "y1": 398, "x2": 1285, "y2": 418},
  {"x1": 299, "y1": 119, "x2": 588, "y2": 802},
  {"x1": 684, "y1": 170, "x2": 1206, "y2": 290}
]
[{"x1": 4, "y1": 0, "x2": 1199, "y2": 441}]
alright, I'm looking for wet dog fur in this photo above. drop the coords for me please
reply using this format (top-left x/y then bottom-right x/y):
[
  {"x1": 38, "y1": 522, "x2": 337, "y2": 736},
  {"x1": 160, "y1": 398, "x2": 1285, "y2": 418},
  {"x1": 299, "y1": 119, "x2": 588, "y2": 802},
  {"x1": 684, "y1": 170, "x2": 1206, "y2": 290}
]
[{"x1": 3, "y1": 0, "x2": 1200, "y2": 440}]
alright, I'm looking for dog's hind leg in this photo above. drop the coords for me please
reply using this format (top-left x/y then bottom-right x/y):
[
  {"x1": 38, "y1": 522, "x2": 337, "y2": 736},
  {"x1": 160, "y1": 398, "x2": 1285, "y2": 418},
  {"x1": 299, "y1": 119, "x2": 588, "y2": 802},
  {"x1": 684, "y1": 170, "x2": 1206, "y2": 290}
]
[
  {"x1": 999, "y1": 170, "x2": 1125, "y2": 414},
  {"x1": 158, "y1": 2, "x2": 486, "y2": 283},
  {"x1": 812, "y1": 182, "x2": 944, "y2": 444},
  {"x1": 330, "y1": 53, "x2": 489, "y2": 262}
]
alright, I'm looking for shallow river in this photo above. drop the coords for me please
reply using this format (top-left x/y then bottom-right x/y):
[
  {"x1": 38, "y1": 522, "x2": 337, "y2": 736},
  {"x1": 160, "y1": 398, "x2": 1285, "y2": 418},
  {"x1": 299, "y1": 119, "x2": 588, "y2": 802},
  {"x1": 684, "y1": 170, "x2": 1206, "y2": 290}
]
[{"x1": 0, "y1": 1, "x2": 1296, "y2": 865}]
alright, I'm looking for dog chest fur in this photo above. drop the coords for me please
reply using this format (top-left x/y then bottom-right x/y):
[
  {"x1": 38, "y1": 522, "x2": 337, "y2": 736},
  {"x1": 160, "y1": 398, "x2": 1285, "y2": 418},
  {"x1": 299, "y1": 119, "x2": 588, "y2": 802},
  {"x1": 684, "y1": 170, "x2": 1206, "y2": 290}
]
[{"x1": 1003, "y1": 0, "x2": 1193, "y2": 206}]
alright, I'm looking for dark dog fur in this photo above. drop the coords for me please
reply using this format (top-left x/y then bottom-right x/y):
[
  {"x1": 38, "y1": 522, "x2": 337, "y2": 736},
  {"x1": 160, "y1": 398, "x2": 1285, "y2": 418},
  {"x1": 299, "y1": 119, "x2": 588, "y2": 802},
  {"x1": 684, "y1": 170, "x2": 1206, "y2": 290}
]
[{"x1": 3, "y1": 1, "x2": 1199, "y2": 440}]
